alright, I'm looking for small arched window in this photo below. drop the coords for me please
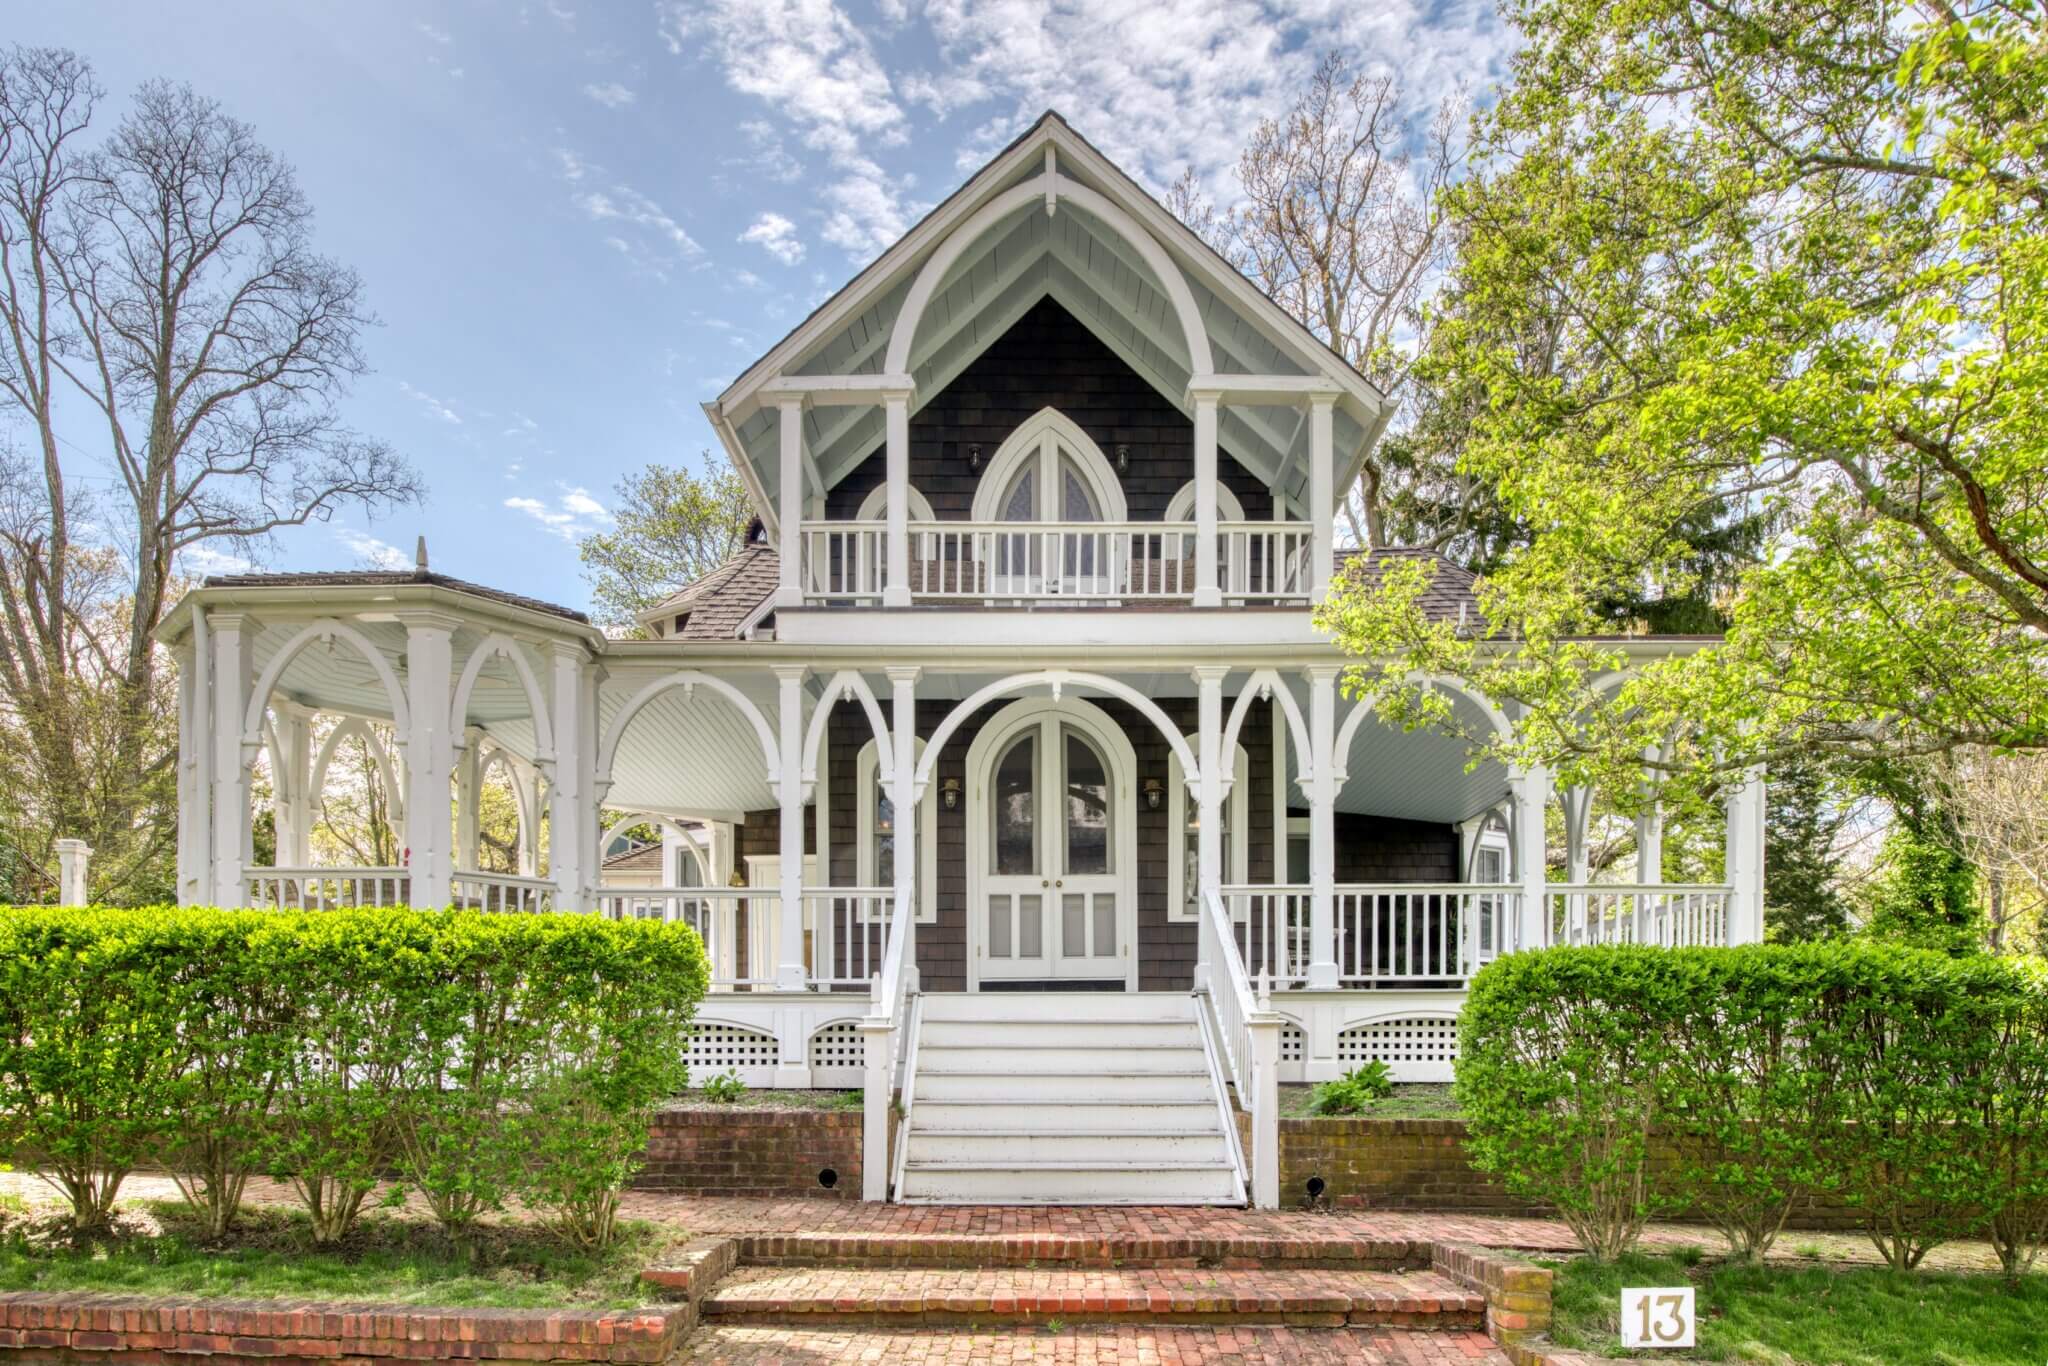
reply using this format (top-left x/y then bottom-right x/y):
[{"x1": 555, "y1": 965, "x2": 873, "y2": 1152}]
[
  {"x1": 970, "y1": 408, "x2": 1127, "y2": 523},
  {"x1": 855, "y1": 484, "x2": 936, "y2": 523},
  {"x1": 1163, "y1": 481, "x2": 1246, "y2": 524}
]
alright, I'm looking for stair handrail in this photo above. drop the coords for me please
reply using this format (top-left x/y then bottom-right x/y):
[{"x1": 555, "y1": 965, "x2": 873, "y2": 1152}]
[
  {"x1": 859, "y1": 882, "x2": 918, "y2": 1201},
  {"x1": 1198, "y1": 887, "x2": 1280, "y2": 1207}
]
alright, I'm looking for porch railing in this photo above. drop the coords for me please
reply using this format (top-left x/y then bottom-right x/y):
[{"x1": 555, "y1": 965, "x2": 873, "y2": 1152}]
[
  {"x1": 1196, "y1": 887, "x2": 1278, "y2": 1206},
  {"x1": 805, "y1": 887, "x2": 893, "y2": 987},
  {"x1": 594, "y1": 887, "x2": 782, "y2": 988},
  {"x1": 798, "y1": 518, "x2": 1314, "y2": 604},
  {"x1": 451, "y1": 870, "x2": 554, "y2": 913},
  {"x1": 242, "y1": 867, "x2": 410, "y2": 909},
  {"x1": 1222, "y1": 883, "x2": 1524, "y2": 988},
  {"x1": 1548, "y1": 884, "x2": 1732, "y2": 947}
]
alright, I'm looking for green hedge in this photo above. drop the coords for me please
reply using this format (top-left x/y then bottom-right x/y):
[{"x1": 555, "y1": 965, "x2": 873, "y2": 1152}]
[
  {"x1": 1456, "y1": 943, "x2": 2048, "y2": 1275},
  {"x1": 0, "y1": 906, "x2": 709, "y2": 1245}
]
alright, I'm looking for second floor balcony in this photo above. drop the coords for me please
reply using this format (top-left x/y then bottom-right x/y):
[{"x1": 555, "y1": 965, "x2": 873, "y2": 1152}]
[{"x1": 798, "y1": 517, "x2": 1317, "y2": 606}]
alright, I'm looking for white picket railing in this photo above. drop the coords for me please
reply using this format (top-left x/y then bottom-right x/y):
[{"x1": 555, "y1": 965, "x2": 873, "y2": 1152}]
[
  {"x1": 805, "y1": 887, "x2": 893, "y2": 987},
  {"x1": 1197, "y1": 887, "x2": 1277, "y2": 1206},
  {"x1": 450, "y1": 870, "x2": 554, "y2": 913},
  {"x1": 797, "y1": 519, "x2": 1317, "y2": 604},
  {"x1": 1222, "y1": 883, "x2": 1524, "y2": 987},
  {"x1": 1548, "y1": 884, "x2": 1732, "y2": 947},
  {"x1": 593, "y1": 887, "x2": 788, "y2": 988},
  {"x1": 242, "y1": 867, "x2": 410, "y2": 909}
]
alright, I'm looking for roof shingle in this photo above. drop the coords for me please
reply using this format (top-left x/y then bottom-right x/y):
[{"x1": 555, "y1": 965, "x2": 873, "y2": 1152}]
[{"x1": 202, "y1": 569, "x2": 590, "y2": 623}]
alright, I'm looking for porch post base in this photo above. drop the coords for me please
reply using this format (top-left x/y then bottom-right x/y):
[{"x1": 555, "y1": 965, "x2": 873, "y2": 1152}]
[
  {"x1": 1306, "y1": 960, "x2": 1340, "y2": 991},
  {"x1": 881, "y1": 586, "x2": 912, "y2": 607},
  {"x1": 774, "y1": 964, "x2": 810, "y2": 991},
  {"x1": 775, "y1": 586, "x2": 804, "y2": 608},
  {"x1": 1191, "y1": 587, "x2": 1223, "y2": 609}
]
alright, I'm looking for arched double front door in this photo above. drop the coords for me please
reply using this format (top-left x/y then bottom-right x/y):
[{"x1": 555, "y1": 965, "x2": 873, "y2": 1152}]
[{"x1": 966, "y1": 697, "x2": 1137, "y2": 989}]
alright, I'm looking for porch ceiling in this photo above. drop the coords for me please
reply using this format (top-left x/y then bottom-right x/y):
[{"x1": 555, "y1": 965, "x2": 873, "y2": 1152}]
[{"x1": 1329, "y1": 711, "x2": 1509, "y2": 827}]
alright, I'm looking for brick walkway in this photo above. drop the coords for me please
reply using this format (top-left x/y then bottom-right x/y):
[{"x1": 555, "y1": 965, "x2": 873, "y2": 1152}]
[{"x1": 681, "y1": 1324, "x2": 1510, "y2": 1362}]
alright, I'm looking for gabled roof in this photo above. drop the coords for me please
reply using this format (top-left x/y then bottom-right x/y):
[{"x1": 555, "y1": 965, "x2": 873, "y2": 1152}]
[
  {"x1": 1334, "y1": 549, "x2": 1484, "y2": 628},
  {"x1": 708, "y1": 111, "x2": 1391, "y2": 536},
  {"x1": 636, "y1": 542, "x2": 779, "y2": 639}
]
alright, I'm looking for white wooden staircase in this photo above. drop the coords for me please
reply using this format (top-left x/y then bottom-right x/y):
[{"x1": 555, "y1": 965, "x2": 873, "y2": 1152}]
[{"x1": 893, "y1": 992, "x2": 1247, "y2": 1205}]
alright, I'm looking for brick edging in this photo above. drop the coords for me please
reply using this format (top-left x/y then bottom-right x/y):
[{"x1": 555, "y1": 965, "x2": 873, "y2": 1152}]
[{"x1": 1430, "y1": 1241, "x2": 1558, "y2": 1359}]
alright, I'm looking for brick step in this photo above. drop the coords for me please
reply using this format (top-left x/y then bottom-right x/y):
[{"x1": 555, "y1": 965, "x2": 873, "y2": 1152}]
[
  {"x1": 733, "y1": 1230, "x2": 1432, "y2": 1269},
  {"x1": 680, "y1": 1323, "x2": 1512, "y2": 1362},
  {"x1": 699, "y1": 1265, "x2": 1484, "y2": 1329}
]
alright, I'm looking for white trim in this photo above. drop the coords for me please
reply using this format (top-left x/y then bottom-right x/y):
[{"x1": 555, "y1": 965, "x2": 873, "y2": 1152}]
[
  {"x1": 596, "y1": 670, "x2": 782, "y2": 793},
  {"x1": 963, "y1": 695, "x2": 1139, "y2": 991},
  {"x1": 450, "y1": 633, "x2": 556, "y2": 761},
  {"x1": 970, "y1": 407, "x2": 1129, "y2": 524},
  {"x1": 1165, "y1": 480, "x2": 1243, "y2": 524},
  {"x1": 856, "y1": 484, "x2": 934, "y2": 524},
  {"x1": 913, "y1": 670, "x2": 1198, "y2": 797},
  {"x1": 1168, "y1": 743, "x2": 1249, "y2": 922},
  {"x1": 243, "y1": 618, "x2": 411, "y2": 743},
  {"x1": 856, "y1": 735, "x2": 937, "y2": 924}
]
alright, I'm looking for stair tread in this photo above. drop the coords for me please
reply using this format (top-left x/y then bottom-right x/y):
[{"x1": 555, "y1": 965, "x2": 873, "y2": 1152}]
[
  {"x1": 902, "y1": 1157, "x2": 1235, "y2": 1171},
  {"x1": 703, "y1": 1266, "x2": 1484, "y2": 1315},
  {"x1": 908, "y1": 1128, "x2": 1227, "y2": 1138},
  {"x1": 919, "y1": 1041, "x2": 1201, "y2": 1049},
  {"x1": 917, "y1": 1066, "x2": 1210, "y2": 1076}
]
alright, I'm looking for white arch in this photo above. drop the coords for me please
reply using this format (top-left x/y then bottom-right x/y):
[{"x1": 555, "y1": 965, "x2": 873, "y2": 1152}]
[
  {"x1": 912, "y1": 670, "x2": 1198, "y2": 797},
  {"x1": 476, "y1": 744, "x2": 532, "y2": 864},
  {"x1": 884, "y1": 173, "x2": 1215, "y2": 380},
  {"x1": 855, "y1": 484, "x2": 934, "y2": 522},
  {"x1": 450, "y1": 633, "x2": 555, "y2": 761},
  {"x1": 1337, "y1": 1007, "x2": 1462, "y2": 1035},
  {"x1": 310, "y1": 717, "x2": 404, "y2": 826},
  {"x1": 1165, "y1": 480, "x2": 1244, "y2": 523},
  {"x1": 1217, "y1": 668, "x2": 1314, "y2": 796},
  {"x1": 799, "y1": 669, "x2": 894, "y2": 793},
  {"x1": 597, "y1": 670, "x2": 781, "y2": 790},
  {"x1": 243, "y1": 618, "x2": 411, "y2": 743},
  {"x1": 969, "y1": 407, "x2": 1129, "y2": 523},
  {"x1": 1331, "y1": 672, "x2": 1515, "y2": 781},
  {"x1": 598, "y1": 810, "x2": 710, "y2": 884}
]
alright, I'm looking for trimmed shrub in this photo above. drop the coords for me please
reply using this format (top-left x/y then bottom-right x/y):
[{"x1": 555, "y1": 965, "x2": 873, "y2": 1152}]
[
  {"x1": 0, "y1": 909, "x2": 187, "y2": 1231},
  {"x1": 1459, "y1": 942, "x2": 2048, "y2": 1269},
  {"x1": 0, "y1": 905, "x2": 709, "y2": 1248},
  {"x1": 1455, "y1": 947, "x2": 1689, "y2": 1260}
]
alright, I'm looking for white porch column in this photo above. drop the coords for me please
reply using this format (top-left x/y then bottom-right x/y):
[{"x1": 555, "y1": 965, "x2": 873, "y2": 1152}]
[
  {"x1": 1304, "y1": 666, "x2": 1340, "y2": 989},
  {"x1": 1724, "y1": 768, "x2": 1767, "y2": 944},
  {"x1": 1192, "y1": 392, "x2": 1222, "y2": 608},
  {"x1": 1560, "y1": 785, "x2": 1593, "y2": 885},
  {"x1": 1193, "y1": 667, "x2": 1228, "y2": 928},
  {"x1": 401, "y1": 611, "x2": 459, "y2": 909},
  {"x1": 455, "y1": 727, "x2": 485, "y2": 872},
  {"x1": 520, "y1": 764, "x2": 546, "y2": 877},
  {"x1": 1247, "y1": 1012, "x2": 1282, "y2": 1208},
  {"x1": 1308, "y1": 393, "x2": 1336, "y2": 599},
  {"x1": 859, "y1": 1016, "x2": 894, "y2": 1201},
  {"x1": 1511, "y1": 765, "x2": 1551, "y2": 950},
  {"x1": 208, "y1": 611, "x2": 253, "y2": 906},
  {"x1": 548, "y1": 642, "x2": 597, "y2": 908},
  {"x1": 55, "y1": 839, "x2": 91, "y2": 907},
  {"x1": 1635, "y1": 805, "x2": 1665, "y2": 885},
  {"x1": 774, "y1": 665, "x2": 810, "y2": 989},
  {"x1": 883, "y1": 390, "x2": 913, "y2": 608},
  {"x1": 776, "y1": 398, "x2": 806, "y2": 608},
  {"x1": 270, "y1": 703, "x2": 314, "y2": 869},
  {"x1": 887, "y1": 666, "x2": 920, "y2": 990},
  {"x1": 176, "y1": 627, "x2": 211, "y2": 906}
]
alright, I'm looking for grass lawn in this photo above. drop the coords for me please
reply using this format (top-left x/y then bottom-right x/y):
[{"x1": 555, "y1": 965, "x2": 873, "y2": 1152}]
[
  {"x1": 0, "y1": 1201, "x2": 678, "y2": 1310},
  {"x1": 668, "y1": 1087, "x2": 864, "y2": 1112},
  {"x1": 1277, "y1": 1083, "x2": 1465, "y2": 1119},
  {"x1": 1545, "y1": 1250, "x2": 2048, "y2": 1364}
]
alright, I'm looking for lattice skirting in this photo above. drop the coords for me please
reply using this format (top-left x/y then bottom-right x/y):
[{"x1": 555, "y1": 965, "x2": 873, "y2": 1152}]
[
  {"x1": 687, "y1": 1022, "x2": 779, "y2": 1086},
  {"x1": 1336, "y1": 1015, "x2": 1459, "y2": 1082},
  {"x1": 807, "y1": 1019, "x2": 865, "y2": 1086}
]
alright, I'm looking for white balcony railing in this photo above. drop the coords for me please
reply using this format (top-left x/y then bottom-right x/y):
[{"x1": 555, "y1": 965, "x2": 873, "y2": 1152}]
[
  {"x1": 591, "y1": 885, "x2": 893, "y2": 990},
  {"x1": 798, "y1": 519, "x2": 1314, "y2": 604},
  {"x1": 451, "y1": 870, "x2": 554, "y2": 913},
  {"x1": 1549, "y1": 884, "x2": 1732, "y2": 947},
  {"x1": 1223, "y1": 884, "x2": 1523, "y2": 988},
  {"x1": 243, "y1": 866, "x2": 410, "y2": 909}
]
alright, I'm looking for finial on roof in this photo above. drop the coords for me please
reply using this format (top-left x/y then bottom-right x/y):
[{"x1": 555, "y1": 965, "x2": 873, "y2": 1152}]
[{"x1": 416, "y1": 535, "x2": 428, "y2": 570}]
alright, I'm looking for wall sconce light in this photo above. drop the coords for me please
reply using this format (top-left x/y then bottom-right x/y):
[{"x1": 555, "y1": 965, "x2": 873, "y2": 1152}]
[
  {"x1": 1115, "y1": 443, "x2": 1130, "y2": 474},
  {"x1": 941, "y1": 776, "x2": 963, "y2": 810},
  {"x1": 1142, "y1": 777, "x2": 1164, "y2": 810},
  {"x1": 967, "y1": 443, "x2": 982, "y2": 472}
]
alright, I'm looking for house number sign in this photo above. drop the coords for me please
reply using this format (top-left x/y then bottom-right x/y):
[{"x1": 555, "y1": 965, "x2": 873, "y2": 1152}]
[{"x1": 1620, "y1": 1287, "x2": 1696, "y2": 1349}]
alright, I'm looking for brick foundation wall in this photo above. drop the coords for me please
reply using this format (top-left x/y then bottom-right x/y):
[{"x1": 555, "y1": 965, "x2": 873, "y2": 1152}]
[{"x1": 634, "y1": 1107, "x2": 866, "y2": 1199}]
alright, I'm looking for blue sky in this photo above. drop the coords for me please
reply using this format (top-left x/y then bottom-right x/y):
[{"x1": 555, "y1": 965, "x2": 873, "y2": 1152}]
[{"x1": 20, "y1": 0, "x2": 1514, "y2": 613}]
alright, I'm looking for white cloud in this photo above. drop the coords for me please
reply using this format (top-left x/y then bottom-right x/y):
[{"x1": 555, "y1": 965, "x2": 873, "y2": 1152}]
[
  {"x1": 504, "y1": 488, "x2": 612, "y2": 541},
  {"x1": 660, "y1": 0, "x2": 915, "y2": 260},
  {"x1": 582, "y1": 81, "x2": 636, "y2": 108},
  {"x1": 416, "y1": 21, "x2": 452, "y2": 44},
  {"x1": 334, "y1": 529, "x2": 410, "y2": 571},
  {"x1": 397, "y1": 379, "x2": 462, "y2": 425},
  {"x1": 544, "y1": 0, "x2": 576, "y2": 26},
  {"x1": 178, "y1": 544, "x2": 254, "y2": 576},
  {"x1": 740, "y1": 211, "x2": 805, "y2": 265},
  {"x1": 552, "y1": 150, "x2": 702, "y2": 279}
]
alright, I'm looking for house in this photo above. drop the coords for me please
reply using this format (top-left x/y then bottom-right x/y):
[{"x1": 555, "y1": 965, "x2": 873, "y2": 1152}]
[{"x1": 157, "y1": 112, "x2": 1764, "y2": 1208}]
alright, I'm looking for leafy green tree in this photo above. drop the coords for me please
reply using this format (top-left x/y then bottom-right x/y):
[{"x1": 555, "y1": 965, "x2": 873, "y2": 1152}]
[
  {"x1": 1318, "y1": 0, "x2": 2048, "y2": 813},
  {"x1": 577, "y1": 453, "x2": 751, "y2": 628},
  {"x1": 1863, "y1": 822, "x2": 1985, "y2": 956},
  {"x1": 1764, "y1": 760, "x2": 1854, "y2": 943}
]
